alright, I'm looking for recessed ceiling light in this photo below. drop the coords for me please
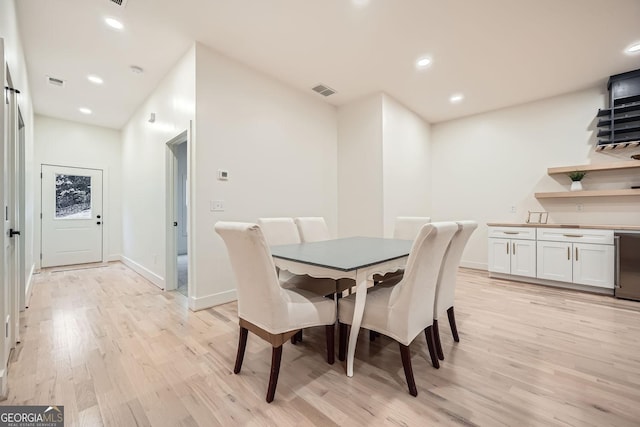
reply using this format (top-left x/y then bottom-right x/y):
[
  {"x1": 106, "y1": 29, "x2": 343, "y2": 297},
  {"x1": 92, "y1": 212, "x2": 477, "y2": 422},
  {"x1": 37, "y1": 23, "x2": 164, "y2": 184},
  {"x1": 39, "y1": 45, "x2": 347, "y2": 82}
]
[
  {"x1": 449, "y1": 93, "x2": 464, "y2": 103},
  {"x1": 79, "y1": 107, "x2": 92, "y2": 115},
  {"x1": 415, "y1": 56, "x2": 433, "y2": 70},
  {"x1": 130, "y1": 65, "x2": 144, "y2": 74},
  {"x1": 87, "y1": 75, "x2": 103, "y2": 85},
  {"x1": 625, "y1": 41, "x2": 640, "y2": 54},
  {"x1": 104, "y1": 17, "x2": 124, "y2": 30}
]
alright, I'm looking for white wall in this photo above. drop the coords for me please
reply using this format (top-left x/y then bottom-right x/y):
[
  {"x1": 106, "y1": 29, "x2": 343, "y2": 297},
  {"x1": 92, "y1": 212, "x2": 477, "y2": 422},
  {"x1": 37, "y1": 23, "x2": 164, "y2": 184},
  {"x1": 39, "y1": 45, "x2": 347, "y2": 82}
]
[
  {"x1": 33, "y1": 115, "x2": 122, "y2": 266},
  {"x1": 337, "y1": 94, "x2": 383, "y2": 237},
  {"x1": 0, "y1": 0, "x2": 35, "y2": 398},
  {"x1": 120, "y1": 46, "x2": 196, "y2": 288},
  {"x1": 193, "y1": 42, "x2": 338, "y2": 309},
  {"x1": 382, "y1": 94, "x2": 431, "y2": 237},
  {"x1": 337, "y1": 93, "x2": 431, "y2": 238},
  {"x1": 431, "y1": 86, "x2": 640, "y2": 270}
]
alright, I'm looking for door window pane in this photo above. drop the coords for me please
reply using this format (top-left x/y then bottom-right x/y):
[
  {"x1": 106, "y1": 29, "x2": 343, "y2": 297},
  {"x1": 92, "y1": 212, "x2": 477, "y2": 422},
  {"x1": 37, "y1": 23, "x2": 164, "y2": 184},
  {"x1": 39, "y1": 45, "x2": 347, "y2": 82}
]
[{"x1": 55, "y1": 174, "x2": 92, "y2": 219}]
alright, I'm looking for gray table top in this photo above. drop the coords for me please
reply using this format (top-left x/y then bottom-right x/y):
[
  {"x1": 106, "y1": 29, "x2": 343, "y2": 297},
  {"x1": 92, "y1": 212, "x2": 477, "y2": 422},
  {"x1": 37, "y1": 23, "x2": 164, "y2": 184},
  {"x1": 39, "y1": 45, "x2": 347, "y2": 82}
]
[{"x1": 270, "y1": 237, "x2": 413, "y2": 272}]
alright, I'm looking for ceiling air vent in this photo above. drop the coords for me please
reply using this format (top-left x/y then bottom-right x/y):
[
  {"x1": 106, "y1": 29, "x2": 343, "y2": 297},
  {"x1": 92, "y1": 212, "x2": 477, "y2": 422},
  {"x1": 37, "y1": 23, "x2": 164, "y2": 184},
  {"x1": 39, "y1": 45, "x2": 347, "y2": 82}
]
[
  {"x1": 312, "y1": 84, "x2": 336, "y2": 97},
  {"x1": 46, "y1": 76, "x2": 65, "y2": 87},
  {"x1": 109, "y1": 0, "x2": 129, "y2": 7}
]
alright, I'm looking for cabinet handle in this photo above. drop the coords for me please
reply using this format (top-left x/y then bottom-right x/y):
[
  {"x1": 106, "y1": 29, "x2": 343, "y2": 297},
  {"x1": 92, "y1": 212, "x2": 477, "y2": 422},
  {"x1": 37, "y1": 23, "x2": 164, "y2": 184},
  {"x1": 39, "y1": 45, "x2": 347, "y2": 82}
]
[
  {"x1": 512, "y1": 242, "x2": 516, "y2": 255},
  {"x1": 567, "y1": 246, "x2": 570, "y2": 260},
  {"x1": 506, "y1": 242, "x2": 509, "y2": 254},
  {"x1": 503, "y1": 231, "x2": 519, "y2": 235},
  {"x1": 563, "y1": 234, "x2": 583, "y2": 238},
  {"x1": 575, "y1": 247, "x2": 578, "y2": 261}
]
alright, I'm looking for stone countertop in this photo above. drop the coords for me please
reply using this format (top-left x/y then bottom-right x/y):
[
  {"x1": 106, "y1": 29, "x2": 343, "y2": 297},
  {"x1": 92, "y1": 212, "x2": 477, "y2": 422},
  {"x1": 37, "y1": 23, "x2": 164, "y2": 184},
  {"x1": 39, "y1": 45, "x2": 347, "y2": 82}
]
[{"x1": 487, "y1": 223, "x2": 640, "y2": 231}]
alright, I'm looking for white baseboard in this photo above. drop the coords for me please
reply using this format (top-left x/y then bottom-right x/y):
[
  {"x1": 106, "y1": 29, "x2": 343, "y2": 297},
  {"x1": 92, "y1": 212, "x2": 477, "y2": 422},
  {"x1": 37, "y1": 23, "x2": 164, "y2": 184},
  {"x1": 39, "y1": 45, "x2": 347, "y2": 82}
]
[
  {"x1": 189, "y1": 289, "x2": 237, "y2": 311},
  {"x1": 460, "y1": 260, "x2": 487, "y2": 271},
  {"x1": 25, "y1": 264, "x2": 35, "y2": 308},
  {"x1": 120, "y1": 255, "x2": 165, "y2": 289}
]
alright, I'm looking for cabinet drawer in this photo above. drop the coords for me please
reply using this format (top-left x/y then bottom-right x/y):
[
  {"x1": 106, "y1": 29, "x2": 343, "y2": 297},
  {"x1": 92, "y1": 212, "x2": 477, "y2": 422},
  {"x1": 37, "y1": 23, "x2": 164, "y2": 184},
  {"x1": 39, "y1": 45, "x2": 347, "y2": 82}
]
[
  {"x1": 488, "y1": 227, "x2": 536, "y2": 240},
  {"x1": 536, "y1": 228, "x2": 614, "y2": 245}
]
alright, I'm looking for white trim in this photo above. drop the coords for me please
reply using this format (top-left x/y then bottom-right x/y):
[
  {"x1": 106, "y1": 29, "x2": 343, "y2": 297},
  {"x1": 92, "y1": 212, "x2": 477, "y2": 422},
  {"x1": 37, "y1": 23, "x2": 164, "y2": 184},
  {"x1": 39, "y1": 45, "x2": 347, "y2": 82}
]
[
  {"x1": 460, "y1": 260, "x2": 487, "y2": 270},
  {"x1": 120, "y1": 255, "x2": 165, "y2": 289},
  {"x1": 188, "y1": 289, "x2": 237, "y2": 311},
  {"x1": 489, "y1": 272, "x2": 613, "y2": 295},
  {"x1": 0, "y1": 367, "x2": 7, "y2": 399},
  {"x1": 107, "y1": 254, "x2": 121, "y2": 262},
  {"x1": 24, "y1": 263, "x2": 35, "y2": 308}
]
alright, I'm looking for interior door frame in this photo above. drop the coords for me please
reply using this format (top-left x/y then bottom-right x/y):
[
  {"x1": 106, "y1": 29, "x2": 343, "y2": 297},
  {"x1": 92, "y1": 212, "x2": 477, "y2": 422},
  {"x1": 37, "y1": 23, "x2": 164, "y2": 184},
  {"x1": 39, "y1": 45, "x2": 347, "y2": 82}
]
[
  {"x1": 39, "y1": 163, "x2": 108, "y2": 269},
  {"x1": 165, "y1": 129, "x2": 189, "y2": 293}
]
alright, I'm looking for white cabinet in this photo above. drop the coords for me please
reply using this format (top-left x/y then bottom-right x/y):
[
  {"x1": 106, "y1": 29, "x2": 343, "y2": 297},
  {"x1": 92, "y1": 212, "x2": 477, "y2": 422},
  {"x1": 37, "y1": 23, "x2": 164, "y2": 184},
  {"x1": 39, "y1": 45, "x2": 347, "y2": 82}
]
[
  {"x1": 488, "y1": 227, "x2": 536, "y2": 278},
  {"x1": 536, "y1": 229, "x2": 614, "y2": 289}
]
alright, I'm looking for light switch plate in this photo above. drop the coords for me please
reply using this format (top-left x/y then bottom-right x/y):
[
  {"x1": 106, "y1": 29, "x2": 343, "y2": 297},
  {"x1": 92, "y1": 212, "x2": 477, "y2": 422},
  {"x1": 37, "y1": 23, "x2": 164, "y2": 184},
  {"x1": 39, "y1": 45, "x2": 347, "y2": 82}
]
[{"x1": 211, "y1": 200, "x2": 224, "y2": 212}]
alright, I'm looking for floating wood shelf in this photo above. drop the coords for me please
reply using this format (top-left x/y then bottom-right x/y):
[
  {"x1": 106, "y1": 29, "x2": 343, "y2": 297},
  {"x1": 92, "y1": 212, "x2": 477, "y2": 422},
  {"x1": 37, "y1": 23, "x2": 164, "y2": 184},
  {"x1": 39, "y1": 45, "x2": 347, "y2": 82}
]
[
  {"x1": 547, "y1": 160, "x2": 640, "y2": 175},
  {"x1": 535, "y1": 189, "x2": 640, "y2": 199}
]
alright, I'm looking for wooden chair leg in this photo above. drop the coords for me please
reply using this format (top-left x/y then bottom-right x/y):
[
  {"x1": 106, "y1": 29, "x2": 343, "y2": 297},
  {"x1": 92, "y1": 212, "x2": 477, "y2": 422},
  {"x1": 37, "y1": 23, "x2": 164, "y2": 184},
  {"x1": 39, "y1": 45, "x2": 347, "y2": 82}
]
[
  {"x1": 296, "y1": 330, "x2": 303, "y2": 342},
  {"x1": 369, "y1": 330, "x2": 376, "y2": 342},
  {"x1": 399, "y1": 343, "x2": 418, "y2": 397},
  {"x1": 424, "y1": 326, "x2": 440, "y2": 369},
  {"x1": 234, "y1": 327, "x2": 248, "y2": 374},
  {"x1": 433, "y1": 319, "x2": 444, "y2": 361},
  {"x1": 326, "y1": 324, "x2": 335, "y2": 365},
  {"x1": 447, "y1": 306, "x2": 460, "y2": 342},
  {"x1": 338, "y1": 322, "x2": 348, "y2": 361},
  {"x1": 266, "y1": 345, "x2": 283, "y2": 403},
  {"x1": 291, "y1": 334, "x2": 297, "y2": 345}
]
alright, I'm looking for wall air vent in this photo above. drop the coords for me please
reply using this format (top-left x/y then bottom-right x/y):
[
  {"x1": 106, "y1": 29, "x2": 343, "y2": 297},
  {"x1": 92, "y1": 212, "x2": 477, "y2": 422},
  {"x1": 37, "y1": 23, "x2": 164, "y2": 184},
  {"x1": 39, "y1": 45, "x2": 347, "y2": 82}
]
[
  {"x1": 46, "y1": 76, "x2": 65, "y2": 87},
  {"x1": 109, "y1": 0, "x2": 129, "y2": 7},
  {"x1": 312, "y1": 84, "x2": 336, "y2": 97}
]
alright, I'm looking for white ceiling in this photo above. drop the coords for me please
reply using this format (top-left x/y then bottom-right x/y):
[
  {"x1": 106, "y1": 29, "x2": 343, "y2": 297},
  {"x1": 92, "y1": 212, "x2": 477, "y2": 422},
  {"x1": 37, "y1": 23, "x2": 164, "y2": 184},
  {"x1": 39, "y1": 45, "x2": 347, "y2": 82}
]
[{"x1": 15, "y1": 0, "x2": 640, "y2": 129}]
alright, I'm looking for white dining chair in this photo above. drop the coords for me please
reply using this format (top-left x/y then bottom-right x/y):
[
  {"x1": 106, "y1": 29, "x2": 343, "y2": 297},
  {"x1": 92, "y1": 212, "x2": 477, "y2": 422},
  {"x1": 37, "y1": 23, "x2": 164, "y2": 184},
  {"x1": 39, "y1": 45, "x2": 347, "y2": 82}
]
[
  {"x1": 294, "y1": 217, "x2": 331, "y2": 242},
  {"x1": 373, "y1": 216, "x2": 433, "y2": 290},
  {"x1": 295, "y1": 216, "x2": 354, "y2": 295},
  {"x1": 337, "y1": 222, "x2": 458, "y2": 396},
  {"x1": 433, "y1": 220, "x2": 477, "y2": 361},
  {"x1": 257, "y1": 217, "x2": 337, "y2": 296},
  {"x1": 215, "y1": 222, "x2": 337, "y2": 403}
]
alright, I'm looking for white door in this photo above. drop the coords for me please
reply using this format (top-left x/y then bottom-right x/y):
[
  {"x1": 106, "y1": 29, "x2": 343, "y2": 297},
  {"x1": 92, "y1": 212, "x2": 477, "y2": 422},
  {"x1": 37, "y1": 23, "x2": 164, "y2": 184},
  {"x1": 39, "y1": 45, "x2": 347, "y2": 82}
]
[
  {"x1": 488, "y1": 238, "x2": 510, "y2": 274},
  {"x1": 573, "y1": 243, "x2": 615, "y2": 288},
  {"x1": 536, "y1": 241, "x2": 572, "y2": 283},
  {"x1": 510, "y1": 239, "x2": 536, "y2": 278},
  {"x1": 41, "y1": 165, "x2": 103, "y2": 267}
]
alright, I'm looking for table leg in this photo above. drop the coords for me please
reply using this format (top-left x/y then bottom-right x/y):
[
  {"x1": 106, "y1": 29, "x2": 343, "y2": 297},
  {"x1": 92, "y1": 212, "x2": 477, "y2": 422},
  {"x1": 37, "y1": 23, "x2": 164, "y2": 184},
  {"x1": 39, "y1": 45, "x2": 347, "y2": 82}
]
[{"x1": 346, "y1": 272, "x2": 369, "y2": 377}]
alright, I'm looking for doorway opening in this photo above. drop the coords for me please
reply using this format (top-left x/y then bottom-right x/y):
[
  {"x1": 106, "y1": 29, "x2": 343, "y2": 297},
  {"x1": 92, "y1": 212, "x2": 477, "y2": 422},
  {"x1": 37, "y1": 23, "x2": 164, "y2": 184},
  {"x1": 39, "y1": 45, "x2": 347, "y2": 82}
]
[{"x1": 165, "y1": 131, "x2": 189, "y2": 296}]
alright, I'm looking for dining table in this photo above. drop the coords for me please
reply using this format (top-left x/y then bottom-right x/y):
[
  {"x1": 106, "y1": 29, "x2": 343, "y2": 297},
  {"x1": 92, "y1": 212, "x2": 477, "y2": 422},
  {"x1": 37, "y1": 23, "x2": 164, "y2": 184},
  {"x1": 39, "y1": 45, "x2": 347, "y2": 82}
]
[{"x1": 270, "y1": 236, "x2": 413, "y2": 377}]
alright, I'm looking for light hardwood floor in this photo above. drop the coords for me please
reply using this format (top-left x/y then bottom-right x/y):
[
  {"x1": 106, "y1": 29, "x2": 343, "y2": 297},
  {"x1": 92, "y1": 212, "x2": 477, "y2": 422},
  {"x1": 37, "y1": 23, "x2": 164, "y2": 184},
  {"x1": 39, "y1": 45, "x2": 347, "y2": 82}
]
[{"x1": 2, "y1": 263, "x2": 640, "y2": 426}]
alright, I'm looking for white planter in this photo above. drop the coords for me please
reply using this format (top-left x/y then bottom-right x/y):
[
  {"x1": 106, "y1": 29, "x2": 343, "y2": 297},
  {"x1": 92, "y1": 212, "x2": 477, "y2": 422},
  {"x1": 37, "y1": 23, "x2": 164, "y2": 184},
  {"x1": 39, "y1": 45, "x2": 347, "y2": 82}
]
[{"x1": 570, "y1": 181, "x2": 583, "y2": 191}]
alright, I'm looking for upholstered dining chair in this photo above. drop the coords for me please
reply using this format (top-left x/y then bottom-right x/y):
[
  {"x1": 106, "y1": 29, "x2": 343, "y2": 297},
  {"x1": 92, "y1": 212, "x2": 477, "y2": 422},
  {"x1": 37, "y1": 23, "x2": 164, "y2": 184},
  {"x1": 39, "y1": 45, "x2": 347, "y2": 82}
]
[
  {"x1": 432, "y1": 220, "x2": 477, "y2": 361},
  {"x1": 294, "y1": 217, "x2": 331, "y2": 242},
  {"x1": 372, "y1": 216, "x2": 433, "y2": 289},
  {"x1": 295, "y1": 217, "x2": 354, "y2": 295},
  {"x1": 257, "y1": 217, "x2": 337, "y2": 296},
  {"x1": 337, "y1": 222, "x2": 458, "y2": 396},
  {"x1": 215, "y1": 222, "x2": 336, "y2": 403}
]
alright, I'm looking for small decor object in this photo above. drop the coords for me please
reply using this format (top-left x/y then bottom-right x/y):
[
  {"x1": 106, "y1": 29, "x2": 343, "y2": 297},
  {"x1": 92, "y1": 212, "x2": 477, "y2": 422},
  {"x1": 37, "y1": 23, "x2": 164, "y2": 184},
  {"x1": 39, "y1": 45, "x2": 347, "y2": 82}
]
[
  {"x1": 526, "y1": 211, "x2": 549, "y2": 224},
  {"x1": 632, "y1": 154, "x2": 640, "y2": 160},
  {"x1": 568, "y1": 171, "x2": 586, "y2": 191}
]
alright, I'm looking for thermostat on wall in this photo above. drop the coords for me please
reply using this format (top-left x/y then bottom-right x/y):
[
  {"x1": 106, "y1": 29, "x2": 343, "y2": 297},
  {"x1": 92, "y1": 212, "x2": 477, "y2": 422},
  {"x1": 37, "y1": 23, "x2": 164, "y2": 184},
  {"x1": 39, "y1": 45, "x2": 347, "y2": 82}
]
[{"x1": 218, "y1": 169, "x2": 229, "y2": 180}]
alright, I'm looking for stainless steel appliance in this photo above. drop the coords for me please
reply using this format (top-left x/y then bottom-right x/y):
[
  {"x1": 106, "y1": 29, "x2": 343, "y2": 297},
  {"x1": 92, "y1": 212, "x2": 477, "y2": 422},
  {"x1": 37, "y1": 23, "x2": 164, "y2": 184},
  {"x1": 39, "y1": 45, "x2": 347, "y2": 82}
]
[{"x1": 615, "y1": 232, "x2": 640, "y2": 301}]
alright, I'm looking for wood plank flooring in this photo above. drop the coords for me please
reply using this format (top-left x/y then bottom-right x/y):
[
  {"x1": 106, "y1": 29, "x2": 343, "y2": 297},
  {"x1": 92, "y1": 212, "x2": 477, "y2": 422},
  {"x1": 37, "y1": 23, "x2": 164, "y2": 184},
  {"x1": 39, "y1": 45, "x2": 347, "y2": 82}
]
[{"x1": 2, "y1": 263, "x2": 640, "y2": 426}]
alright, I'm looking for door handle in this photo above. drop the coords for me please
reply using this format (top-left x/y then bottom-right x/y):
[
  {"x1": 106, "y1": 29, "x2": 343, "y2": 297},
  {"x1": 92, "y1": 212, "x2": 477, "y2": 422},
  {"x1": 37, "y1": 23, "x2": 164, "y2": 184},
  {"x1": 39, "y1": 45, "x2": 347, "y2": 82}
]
[
  {"x1": 9, "y1": 229, "x2": 20, "y2": 237},
  {"x1": 575, "y1": 247, "x2": 578, "y2": 261},
  {"x1": 97, "y1": 221, "x2": 102, "y2": 225},
  {"x1": 173, "y1": 221, "x2": 178, "y2": 227},
  {"x1": 567, "y1": 246, "x2": 570, "y2": 260},
  {"x1": 97, "y1": 215, "x2": 101, "y2": 219},
  {"x1": 512, "y1": 242, "x2": 516, "y2": 255},
  {"x1": 506, "y1": 242, "x2": 509, "y2": 254}
]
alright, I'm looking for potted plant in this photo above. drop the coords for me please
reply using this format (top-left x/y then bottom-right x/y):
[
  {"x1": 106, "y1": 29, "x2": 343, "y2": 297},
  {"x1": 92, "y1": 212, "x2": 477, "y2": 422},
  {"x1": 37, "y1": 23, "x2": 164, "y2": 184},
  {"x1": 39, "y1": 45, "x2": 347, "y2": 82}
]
[{"x1": 568, "y1": 171, "x2": 586, "y2": 191}]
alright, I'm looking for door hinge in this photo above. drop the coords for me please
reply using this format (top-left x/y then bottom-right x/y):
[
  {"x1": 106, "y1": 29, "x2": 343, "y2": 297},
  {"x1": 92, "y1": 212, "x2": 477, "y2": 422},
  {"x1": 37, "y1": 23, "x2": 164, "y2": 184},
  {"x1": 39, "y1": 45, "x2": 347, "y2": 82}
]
[
  {"x1": 40, "y1": 213, "x2": 42, "y2": 219},
  {"x1": 40, "y1": 172, "x2": 43, "y2": 179}
]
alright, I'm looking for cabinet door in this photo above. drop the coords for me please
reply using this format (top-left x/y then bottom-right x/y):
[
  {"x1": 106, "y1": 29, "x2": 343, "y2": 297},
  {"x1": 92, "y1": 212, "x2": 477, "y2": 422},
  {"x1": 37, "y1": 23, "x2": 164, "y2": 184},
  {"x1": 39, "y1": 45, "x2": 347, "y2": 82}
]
[
  {"x1": 488, "y1": 238, "x2": 510, "y2": 274},
  {"x1": 510, "y1": 239, "x2": 536, "y2": 278},
  {"x1": 573, "y1": 243, "x2": 615, "y2": 288},
  {"x1": 537, "y1": 241, "x2": 572, "y2": 283}
]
